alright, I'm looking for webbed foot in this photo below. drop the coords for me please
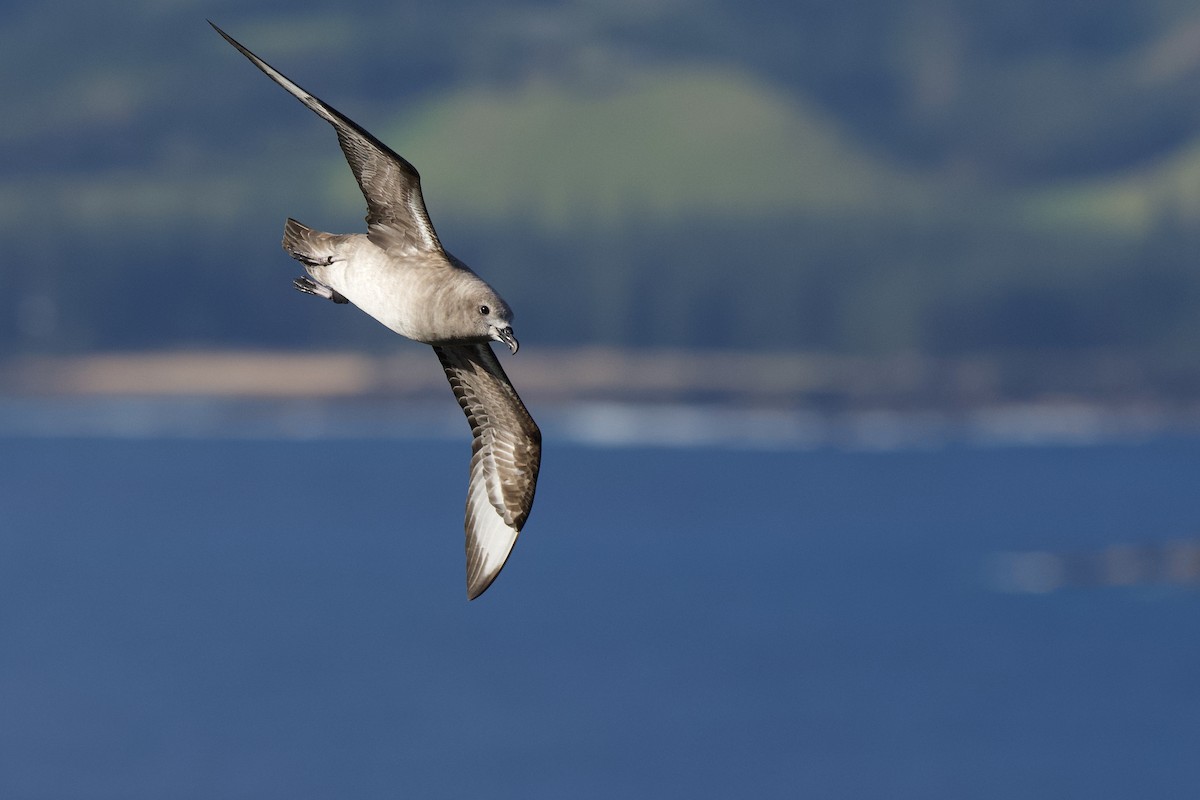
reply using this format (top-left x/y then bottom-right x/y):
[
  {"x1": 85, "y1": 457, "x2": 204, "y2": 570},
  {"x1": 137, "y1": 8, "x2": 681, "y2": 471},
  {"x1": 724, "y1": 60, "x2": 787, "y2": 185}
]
[
  {"x1": 289, "y1": 251, "x2": 335, "y2": 268},
  {"x1": 293, "y1": 277, "x2": 348, "y2": 304}
]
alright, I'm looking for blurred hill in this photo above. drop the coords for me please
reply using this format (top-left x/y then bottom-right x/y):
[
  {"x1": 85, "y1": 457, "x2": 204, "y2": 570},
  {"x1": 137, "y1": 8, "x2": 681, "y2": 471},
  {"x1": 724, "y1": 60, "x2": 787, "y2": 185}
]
[{"x1": 4, "y1": 0, "x2": 1200, "y2": 364}]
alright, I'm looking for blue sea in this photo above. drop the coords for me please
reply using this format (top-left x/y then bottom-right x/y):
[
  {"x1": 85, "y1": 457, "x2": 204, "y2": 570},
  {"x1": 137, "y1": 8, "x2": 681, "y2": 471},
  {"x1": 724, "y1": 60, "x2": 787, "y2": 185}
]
[{"x1": 2, "y1": 412, "x2": 1199, "y2": 798}]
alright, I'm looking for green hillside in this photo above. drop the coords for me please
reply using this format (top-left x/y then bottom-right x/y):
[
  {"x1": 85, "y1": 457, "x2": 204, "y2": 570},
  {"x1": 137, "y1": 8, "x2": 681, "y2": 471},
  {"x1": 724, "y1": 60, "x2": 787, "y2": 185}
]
[
  {"x1": 1024, "y1": 138, "x2": 1200, "y2": 235},
  {"x1": 4, "y1": 1, "x2": 1200, "y2": 359},
  {"x1": 375, "y1": 65, "x2": 925, "y2": 229}
]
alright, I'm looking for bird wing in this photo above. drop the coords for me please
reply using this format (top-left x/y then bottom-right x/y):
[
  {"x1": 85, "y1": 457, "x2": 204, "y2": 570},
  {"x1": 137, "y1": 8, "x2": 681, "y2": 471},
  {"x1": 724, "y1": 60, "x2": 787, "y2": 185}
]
[
  {"x1": 210, "y1": 21, "x2": 442, "y2": 254},
  {"x1": 434, "y1": 343, "x2": 541, "y2": 600}
]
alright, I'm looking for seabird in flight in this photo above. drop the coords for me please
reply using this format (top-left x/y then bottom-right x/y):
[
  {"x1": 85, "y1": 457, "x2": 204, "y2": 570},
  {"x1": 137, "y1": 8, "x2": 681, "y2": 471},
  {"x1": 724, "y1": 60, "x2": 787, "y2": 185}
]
[{"x1": 211, "y1": 21, "x2": 541, "y2": 600}]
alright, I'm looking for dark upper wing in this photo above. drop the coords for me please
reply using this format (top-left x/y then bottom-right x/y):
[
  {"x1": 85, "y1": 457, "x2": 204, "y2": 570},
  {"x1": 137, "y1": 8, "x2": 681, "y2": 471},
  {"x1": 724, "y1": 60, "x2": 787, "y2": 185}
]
[
  {"x1": 210, "y1": 21, "x2": 441, "y2": 254},
  {"x1": 434, "y1": 343, "x2": 541, "y2": 600}
]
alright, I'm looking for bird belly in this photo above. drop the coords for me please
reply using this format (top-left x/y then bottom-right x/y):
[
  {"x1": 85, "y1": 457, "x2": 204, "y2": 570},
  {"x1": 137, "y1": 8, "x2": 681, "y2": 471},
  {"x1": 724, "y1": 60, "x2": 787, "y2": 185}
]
[{"x1": 309, "y1": 247, "x2": 433, "y2": 342}]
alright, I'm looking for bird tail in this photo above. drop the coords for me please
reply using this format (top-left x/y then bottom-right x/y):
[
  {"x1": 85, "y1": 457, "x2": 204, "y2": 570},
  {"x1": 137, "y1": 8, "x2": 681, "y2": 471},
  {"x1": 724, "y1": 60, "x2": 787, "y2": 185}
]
[{"x1": 281, "y1": 217, "x2": 338, "y2": 267}]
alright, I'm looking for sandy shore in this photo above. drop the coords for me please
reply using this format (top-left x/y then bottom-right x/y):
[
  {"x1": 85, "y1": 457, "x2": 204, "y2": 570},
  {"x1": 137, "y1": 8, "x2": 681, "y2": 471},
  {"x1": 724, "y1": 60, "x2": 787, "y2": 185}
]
[
  {"x1": 3, "y1": 348, "x2": 1200, "y2": 446},
  {"x1": 3, "y1": 347, "x2": 1199, "y2": 411}
]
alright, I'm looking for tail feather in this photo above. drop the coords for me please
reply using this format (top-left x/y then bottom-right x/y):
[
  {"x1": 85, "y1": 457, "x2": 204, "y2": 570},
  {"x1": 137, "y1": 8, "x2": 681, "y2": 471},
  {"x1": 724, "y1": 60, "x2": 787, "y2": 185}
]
[
  {"x1": 282, "y1": 217, "x2": 316, "y2": 259},
  {"x1": 281, "y1": 217, "x2": 345, "y2": 268}
]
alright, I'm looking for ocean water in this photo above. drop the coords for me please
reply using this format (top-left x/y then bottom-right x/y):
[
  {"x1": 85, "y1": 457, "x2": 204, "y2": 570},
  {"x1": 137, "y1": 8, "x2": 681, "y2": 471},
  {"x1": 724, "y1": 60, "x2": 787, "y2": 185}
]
[{"x1": 1, "y1": 430, "x2": 1199, "y2": 798}]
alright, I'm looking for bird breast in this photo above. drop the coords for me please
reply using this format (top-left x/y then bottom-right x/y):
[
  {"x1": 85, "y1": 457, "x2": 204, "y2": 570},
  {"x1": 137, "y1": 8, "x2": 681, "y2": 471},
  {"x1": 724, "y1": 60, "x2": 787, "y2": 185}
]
[{"x1": 312, "y1": 239, "x2": 486, "y2": 345}]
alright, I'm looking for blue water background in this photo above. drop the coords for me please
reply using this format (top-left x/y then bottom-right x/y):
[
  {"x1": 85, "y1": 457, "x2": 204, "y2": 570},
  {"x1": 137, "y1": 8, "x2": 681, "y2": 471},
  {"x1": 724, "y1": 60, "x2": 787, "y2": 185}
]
[{"x1": 2, "y1": 433, "x2": 1199, "y2": 798}]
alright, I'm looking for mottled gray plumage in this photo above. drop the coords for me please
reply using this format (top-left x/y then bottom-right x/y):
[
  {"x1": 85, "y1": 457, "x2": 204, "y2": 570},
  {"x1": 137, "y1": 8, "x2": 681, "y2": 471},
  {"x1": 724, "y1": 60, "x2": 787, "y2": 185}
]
[{"x1": 211, "y1": 21, "x2": 541, "y2": 599}]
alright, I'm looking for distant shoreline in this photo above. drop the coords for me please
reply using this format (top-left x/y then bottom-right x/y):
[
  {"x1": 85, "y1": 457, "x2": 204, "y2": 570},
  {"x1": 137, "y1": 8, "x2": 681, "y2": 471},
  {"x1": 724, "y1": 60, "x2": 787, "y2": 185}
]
[
  {"x1": 3, "y1": 348, "x2": 1199, "y2": 447},
  {"x1": 4, "y1": 347, "x2": 1200, "y2": 409}
]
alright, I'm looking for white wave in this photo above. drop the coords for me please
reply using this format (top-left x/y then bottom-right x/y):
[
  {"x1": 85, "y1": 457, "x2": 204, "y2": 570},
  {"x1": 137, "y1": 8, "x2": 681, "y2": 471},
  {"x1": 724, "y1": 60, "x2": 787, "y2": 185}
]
[{"x1": 0, "y1": 396, "x2": 1191, "y2": 450}]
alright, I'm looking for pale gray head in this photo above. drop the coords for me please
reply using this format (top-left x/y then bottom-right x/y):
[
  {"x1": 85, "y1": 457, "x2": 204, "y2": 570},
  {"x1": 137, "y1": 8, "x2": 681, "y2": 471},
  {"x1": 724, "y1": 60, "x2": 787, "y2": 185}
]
[{"x1": 473, "y1": 293, "x2": 519, "y2": 354}]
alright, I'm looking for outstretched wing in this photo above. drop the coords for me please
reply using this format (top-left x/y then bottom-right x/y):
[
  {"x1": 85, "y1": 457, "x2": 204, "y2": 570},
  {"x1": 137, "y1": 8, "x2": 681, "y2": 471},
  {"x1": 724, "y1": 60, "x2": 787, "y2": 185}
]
[
  {"x1": 210, "y1": 21, "x2": 441, "y2": 254},
  {"x1": 434, "y1": 344, "x2": 541, "y2": 600}
]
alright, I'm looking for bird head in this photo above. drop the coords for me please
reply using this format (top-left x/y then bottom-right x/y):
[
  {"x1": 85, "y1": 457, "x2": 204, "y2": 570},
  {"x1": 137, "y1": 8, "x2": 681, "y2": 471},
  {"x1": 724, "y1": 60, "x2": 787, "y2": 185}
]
[{"x1": 475, "y1": 297, "x2": 518, "y2": 354}]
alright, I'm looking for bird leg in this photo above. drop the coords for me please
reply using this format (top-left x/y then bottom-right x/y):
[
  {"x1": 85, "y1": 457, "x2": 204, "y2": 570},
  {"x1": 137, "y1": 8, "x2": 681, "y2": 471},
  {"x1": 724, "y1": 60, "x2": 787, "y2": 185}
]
[
  {"x1": 293, "y1": 276, "x2": 349, "y2": 304},
  {"x1": 288, "y1": 250, "x2": 335, "y2": 268}
]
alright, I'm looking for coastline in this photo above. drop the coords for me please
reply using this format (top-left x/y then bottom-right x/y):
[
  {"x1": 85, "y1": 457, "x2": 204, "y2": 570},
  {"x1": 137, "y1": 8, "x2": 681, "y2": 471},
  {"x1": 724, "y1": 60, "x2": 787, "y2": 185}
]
[{"x1": 2, "y1": 348, "x2": 1199, "y2": 447}]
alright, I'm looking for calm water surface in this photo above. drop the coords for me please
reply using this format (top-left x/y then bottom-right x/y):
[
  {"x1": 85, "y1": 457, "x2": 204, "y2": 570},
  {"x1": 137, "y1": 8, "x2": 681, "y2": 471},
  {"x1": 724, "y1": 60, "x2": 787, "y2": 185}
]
[{"x1": 1, "y1": 435, "x2": 1198, "y2": 798}]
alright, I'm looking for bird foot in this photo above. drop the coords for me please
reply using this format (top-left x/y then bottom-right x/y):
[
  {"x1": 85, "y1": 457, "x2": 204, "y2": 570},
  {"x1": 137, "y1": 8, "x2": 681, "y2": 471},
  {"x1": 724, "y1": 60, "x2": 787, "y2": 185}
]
[
  {"x1": 289, "y1": 250, "x2": 335, "y2": 268},
  {"x1": 293, "y1": 277, "x2": 348, "y2": 304}
]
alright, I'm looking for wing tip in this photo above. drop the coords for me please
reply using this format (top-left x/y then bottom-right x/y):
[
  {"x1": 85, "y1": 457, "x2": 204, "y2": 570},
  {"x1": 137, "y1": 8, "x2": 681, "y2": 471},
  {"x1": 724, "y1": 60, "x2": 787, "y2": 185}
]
[
  {"x1": 466, "y1": 574, "x2": 497, "y2": 601},
  {"x1": 208, "y1": 19, "x2": 236, "y2": 46},
  {"x1": 465, "y1": 550, "x2": 513, "y2": 601},
  {"x1": 465, "y1": 530, "x2": 521, "y2": 601},
  {"x1": 467, "y1": 560, "x2": 512, "y2": 600}
]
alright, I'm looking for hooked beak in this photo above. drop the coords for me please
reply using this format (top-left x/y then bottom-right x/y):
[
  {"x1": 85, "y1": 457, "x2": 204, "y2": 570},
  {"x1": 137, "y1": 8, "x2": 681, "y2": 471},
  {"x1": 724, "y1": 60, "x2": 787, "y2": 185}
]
[{"x1": 493, "y1": 326, "x2": 519, "y2": 354}]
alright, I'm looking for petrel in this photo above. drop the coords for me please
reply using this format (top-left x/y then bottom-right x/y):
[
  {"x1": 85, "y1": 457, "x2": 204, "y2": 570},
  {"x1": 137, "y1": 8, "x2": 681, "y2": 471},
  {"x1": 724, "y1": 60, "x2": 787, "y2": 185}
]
[{"x1": 211, "y1": 22, "x2": 541, "y2": 600}]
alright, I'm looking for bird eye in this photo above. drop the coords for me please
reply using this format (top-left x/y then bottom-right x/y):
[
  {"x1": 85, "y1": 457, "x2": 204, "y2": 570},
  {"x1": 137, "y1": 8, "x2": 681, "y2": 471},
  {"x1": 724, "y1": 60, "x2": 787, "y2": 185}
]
[{"x1": 479, "y1": 305, "x2": 490, "y2": 315}]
